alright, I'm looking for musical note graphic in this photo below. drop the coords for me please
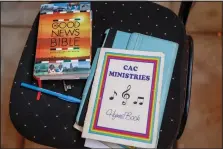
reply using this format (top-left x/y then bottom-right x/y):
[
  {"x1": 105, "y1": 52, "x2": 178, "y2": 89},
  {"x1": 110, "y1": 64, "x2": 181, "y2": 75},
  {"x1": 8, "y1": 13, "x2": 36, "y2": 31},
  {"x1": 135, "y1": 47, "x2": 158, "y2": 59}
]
[
  {"x1": 109, "y1": 91, "x2": 117, "y2": 100},
  {"x1": 121, "y1": 85, "x2": 131, "y2": 105},
  {"x1": 133, "y1": 97, "x2": 144, "y2": 105}
]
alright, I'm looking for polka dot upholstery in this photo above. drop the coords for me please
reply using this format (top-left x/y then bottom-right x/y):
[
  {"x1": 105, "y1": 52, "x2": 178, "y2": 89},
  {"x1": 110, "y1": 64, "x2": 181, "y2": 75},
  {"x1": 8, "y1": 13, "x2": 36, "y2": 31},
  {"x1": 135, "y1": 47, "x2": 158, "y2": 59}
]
[{"x1": 10, "y1": 2, "x2": 189, "y2": 149}]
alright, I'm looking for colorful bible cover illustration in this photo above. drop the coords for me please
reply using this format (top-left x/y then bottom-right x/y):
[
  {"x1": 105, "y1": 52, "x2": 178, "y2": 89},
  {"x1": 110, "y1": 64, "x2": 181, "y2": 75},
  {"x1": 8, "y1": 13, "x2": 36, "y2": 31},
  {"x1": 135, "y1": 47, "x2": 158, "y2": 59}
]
[
  {"x1": 82, "y1": 48, "x2": 165, "y2": 148},
  {"x1": 34, "y1": 2, "x2": 91, "y2": 78}
]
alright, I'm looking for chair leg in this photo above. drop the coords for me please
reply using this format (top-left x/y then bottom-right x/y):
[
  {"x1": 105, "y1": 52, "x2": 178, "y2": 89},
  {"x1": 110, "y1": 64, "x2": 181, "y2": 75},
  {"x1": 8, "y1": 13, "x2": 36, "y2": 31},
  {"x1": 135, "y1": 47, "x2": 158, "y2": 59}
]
[
  {"x1": 177, "y1": 35, "x2": 194, "y2": 140},
  {"x1": 170, "y1": 141, "x2": 177, "y2": 149},
  {"x1": 173, "y1": 141, "x2": 177, "y2": 149}
]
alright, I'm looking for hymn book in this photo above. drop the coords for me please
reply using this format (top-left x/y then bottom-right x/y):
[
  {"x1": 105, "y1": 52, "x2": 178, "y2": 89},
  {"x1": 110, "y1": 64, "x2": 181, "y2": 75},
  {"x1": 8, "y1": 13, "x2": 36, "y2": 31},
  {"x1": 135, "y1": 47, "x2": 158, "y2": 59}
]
[{"x1": 82, "y1": 48, "x2": 165, "y2": 148}]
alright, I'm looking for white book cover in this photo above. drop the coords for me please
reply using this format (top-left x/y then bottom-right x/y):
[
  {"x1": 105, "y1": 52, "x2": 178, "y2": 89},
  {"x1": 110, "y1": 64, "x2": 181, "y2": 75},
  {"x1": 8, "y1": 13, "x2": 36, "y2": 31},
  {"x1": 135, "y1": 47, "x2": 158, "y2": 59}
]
[{"x1": 82, "y1": 48, "x2": 165, "y2": 148}]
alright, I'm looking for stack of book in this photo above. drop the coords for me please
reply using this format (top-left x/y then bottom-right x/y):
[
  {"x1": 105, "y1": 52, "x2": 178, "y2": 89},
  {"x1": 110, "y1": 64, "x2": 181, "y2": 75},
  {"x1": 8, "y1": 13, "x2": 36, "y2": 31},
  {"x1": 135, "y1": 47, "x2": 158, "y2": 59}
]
[
  {"x1": 32, "y1": 2, "x2": 180, "y2": 149},
  {"x1": 33, "y1": 2, "x2": 92, "y2": 80},
  {"x1": 73, "y1": 29, "x2": 179, "y2": 148}
]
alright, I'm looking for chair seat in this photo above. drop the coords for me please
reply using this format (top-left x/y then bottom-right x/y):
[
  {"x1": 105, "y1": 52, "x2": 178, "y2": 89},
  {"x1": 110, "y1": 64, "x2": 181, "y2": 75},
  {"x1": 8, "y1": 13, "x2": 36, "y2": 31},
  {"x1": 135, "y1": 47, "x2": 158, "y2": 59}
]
[{"x1": 10, "y1": 2, "x2": 188, "y2": 149}]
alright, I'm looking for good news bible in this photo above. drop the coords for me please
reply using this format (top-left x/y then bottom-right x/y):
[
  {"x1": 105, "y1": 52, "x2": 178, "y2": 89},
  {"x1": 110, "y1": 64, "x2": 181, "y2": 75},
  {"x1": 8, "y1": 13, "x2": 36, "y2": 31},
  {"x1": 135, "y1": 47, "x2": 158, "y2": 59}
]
[{"x1": 33, "y1": 2, "x2": 92, "y2": 80}]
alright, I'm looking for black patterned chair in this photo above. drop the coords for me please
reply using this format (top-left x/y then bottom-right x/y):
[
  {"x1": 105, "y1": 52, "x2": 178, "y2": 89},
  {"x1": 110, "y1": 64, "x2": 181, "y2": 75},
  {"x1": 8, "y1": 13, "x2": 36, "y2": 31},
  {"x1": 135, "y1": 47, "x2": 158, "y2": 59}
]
[{"x1": 10, "y1": 2, "x2": 193, "y2": 149}]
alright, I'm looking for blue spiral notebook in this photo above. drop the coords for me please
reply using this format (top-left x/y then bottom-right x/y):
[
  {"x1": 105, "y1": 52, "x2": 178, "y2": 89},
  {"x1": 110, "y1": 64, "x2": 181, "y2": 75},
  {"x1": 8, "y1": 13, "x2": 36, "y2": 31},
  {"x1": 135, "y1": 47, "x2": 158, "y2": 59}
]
[{"x1": 74, "y1": 29, "x2": 178, "y2": 148}]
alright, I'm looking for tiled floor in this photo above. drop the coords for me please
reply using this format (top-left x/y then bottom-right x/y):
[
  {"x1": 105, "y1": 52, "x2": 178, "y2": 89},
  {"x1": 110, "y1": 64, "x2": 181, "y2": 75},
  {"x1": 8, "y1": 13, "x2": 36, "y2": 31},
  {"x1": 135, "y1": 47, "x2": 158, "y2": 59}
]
[
  {"x1": 1, "y1": 27, "x2": 31, "y2": 148},
  {"x1": 178, "y1": 34, "x2": 222, "y2": 148},
  {"x1": 1, "y1": 2, "x2": 222, "y2": 148},
  {"x1": 1, "y1": 2, "x2": 44, "y2": 27}
]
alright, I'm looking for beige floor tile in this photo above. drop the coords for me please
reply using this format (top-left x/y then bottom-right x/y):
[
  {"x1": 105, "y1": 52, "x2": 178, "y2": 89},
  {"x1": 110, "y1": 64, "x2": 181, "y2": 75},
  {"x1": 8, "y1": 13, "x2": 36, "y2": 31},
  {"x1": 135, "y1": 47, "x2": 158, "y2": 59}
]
[
  {"x1": 1, "y1": 2, "x2": 44, "y2": 26},
  {"x1": 1, "y1": 27, "x2": 30, "y2": 80},
  {"x1": 1, "y1": 78, "x2": 24, "y2": 148},
  {"x1": 169, "y1": 2, "x2": 181, "y2": 16},
  {"x1": 178, "y1": 34, "x2": 222, "y2": 148},
  {"x1": 1, "y1": 27, "x2": 31, "y2": 148},
  {"x1": 154, "y1": 2, "x2": 171, "y2": 10},
  {"x1": 186, "y1": 2, "x2": 222, "y2": 32},
  {"x1": 157, "y1": 2, "x2": 222, "y2": 33}
]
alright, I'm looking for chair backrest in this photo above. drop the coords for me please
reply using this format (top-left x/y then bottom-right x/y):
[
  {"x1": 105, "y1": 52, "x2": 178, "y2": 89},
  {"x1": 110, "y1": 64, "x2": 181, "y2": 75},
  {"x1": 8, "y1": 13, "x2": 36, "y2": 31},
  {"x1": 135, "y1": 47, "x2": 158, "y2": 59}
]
[{"x1": 178, "y1": 2, "x2": 193, "y2": 25}]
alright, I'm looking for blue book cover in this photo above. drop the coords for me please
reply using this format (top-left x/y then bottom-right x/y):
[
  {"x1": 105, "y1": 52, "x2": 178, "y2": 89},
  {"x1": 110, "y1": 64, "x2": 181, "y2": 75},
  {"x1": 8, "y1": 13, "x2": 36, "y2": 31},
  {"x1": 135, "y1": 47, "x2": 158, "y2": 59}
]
[
  {"x1": 74, "y1": 29, "x2": 178, "y2": 148},
  {"x1": 126, "y1": 32, "x2": 178, "y2": 132}
]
